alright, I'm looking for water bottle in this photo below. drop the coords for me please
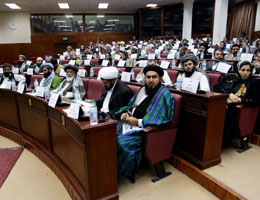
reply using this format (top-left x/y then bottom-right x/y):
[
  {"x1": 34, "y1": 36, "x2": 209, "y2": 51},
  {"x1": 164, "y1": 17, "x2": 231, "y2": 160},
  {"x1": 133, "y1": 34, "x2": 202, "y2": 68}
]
[
  {"x1": 112, "y1": 59, "x2": 115, "y2": 66},
  {"x1": 200, "y1": 52, "x2": 204, "y2": 60},
  {"x1": 89, "y1": 67, "x2": 94, "y2": 77},
  {"x1": 34, "y1": 78, "x2": 39, "y2": 92},
  {"x1": 175, "y1": 52, "x2": 180, "y2": 59},
  {"x1": 171, "y1": 59, "x2": 176, "y2": 69},
  {"x1": 237, "y1": 52, "x2": 241, "y2": 60},
  {"x1": 133, "y1": 59, "x2": 136, "y2": 67},
  {"x1": 74, "y1": 87, "x2": 81, "y2": 102},
  {"x1": 131, "y1": 69, "x2": 135, "y2": 80},
  {"x1": 44, "y1": 85, "x2": 50, "y2": 101},
  {"x1": 202, "y1": 60, "x2": 207, "y2": 71},
  {"x1": 176, "y1": 73, "x2": 183, "y2": 90},
  {"x1": 11, "y1": 79, "x2": 17, "y2": 91},
  {"x1": 126, "y1": 59, "x2": 130, "y2": 67},
  {"x1": 89, "y1": 100, "x2": 98, "y2": 125}
]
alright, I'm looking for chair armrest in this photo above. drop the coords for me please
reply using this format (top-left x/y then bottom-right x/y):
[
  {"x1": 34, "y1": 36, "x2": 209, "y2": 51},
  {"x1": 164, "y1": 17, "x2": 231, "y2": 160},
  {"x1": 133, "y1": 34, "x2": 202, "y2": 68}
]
[{"x1": 143, "y1": 126, "x2": 161, "y2": 133}]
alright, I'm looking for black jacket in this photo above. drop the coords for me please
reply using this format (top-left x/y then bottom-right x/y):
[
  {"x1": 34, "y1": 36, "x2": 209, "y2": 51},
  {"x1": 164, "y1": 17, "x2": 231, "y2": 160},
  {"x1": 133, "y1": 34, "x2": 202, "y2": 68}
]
[
  {"x1": 95, "y1": 80, "x2": 134, "y2": 117},
  {"x1": 214, "y1": 74, "x2": 260, "y2": 106}
]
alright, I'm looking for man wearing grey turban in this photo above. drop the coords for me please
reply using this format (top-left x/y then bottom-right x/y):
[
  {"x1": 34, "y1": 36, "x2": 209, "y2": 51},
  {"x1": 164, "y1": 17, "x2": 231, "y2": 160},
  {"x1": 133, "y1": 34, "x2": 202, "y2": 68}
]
[{"x1": 180, "y1": 54, "x2": 210, "y2": 92}]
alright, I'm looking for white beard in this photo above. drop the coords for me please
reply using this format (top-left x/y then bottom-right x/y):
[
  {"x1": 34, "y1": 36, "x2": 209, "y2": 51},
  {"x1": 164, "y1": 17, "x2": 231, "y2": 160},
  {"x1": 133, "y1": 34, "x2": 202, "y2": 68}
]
[{"x1": 66, "y1": 75, "x2": 74, "y2": 82}]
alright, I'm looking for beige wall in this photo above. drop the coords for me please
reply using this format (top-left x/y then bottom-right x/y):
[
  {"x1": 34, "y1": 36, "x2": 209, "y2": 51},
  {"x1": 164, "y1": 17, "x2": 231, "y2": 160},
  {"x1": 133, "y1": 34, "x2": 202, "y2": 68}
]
[
  {"x1": 0, "y1": 12, "x2": 31, "y2": 44},
  {"x1": 255, "y1": 1, "x2": 260, "y2": 32}
]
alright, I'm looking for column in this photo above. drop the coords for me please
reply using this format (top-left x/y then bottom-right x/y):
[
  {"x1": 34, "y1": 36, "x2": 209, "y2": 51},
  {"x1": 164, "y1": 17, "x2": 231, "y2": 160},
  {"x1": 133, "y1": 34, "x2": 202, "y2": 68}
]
[
  {"x1": 182, "y1": 0, "x2": 194, "y2": 40},
  {"x1": 255, "y1": 0, "x2": 260, "y2": 31},
  {"x1": 212, "y1": 0, "x2": 229, "y2": 44}
]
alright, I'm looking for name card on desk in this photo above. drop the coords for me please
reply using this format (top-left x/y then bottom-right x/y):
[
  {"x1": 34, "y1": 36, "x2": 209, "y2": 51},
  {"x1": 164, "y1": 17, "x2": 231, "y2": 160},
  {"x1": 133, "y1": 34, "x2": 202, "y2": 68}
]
[
  {"x1": 26, "y1": 61, "x2": 32, "y2": 66},
  {"x1": 167, "y1": 53, "x2": 175, "y2": 59},
  {"x1": 27, "y1": 68, "x2": 34, "y2": 75},
  {"x1": 226, "y1": 44, "x2": 231, "y2": 49},
  {"x1": 48, "y1": 93, "x2": 59, "y2": 108},
  {"x1": 36, "y1": 86, "x2": 45, "y2": 97},
  {"x1": 0, "y1": 68, "x2": 3, "y2": 73},
  {"x1": 160, "y1": 60, "x2": 170, "y2": 69},
  {"x1": 69, "y1": 60, "x2": 76, "y2": 65},
  {"x1": 63, "y1": 52, "x2": 69, "y2": 56},
  {"x1": 117, "y1": 60, "x2": 126, "y2": 67},
  {"x1": 114, "y1": 54, "x2": 121, "y2": 60},
  {"x1": 67, "y1": 103, "x2": 80, "y2": 119},
  {"x1": 148, "y1": 54, "x2": 155, "y2": 60},
  {"x1": 84, "y1": 60, "x2": 91, "y2": 66},
  {"x1": 138, "y1": 44, "x2": 142, "y2": 48},
  {"x1": 60, "y1": 55, "x2": 65, "y2": 60},
  {"x1": 100, "y1": 54, "x2": 105, "y2": 59},
  {"x1": 87, "y1": 55, "x2": 92, "y2": 60},
  {"x1": 120, "y1": 47, "x2": 125, "y2": 51},
  {"x1": 131, "y1": 54, "x2": 137, "y2": 59},
  {"x1": 240, "y1": 53, "x2": 254, "y2": 62},
  {"x1": 182, "y1": 78, "x2": 199, "y2": 94},
  {"x1": 102, "y1": 60, "x2": 109, "y2": 66},
  {"x1": 216, "y1": 62, "x2": 232, "y2": 73},
  {"x1": 59, "y1": 68, "x2": 66, "y2": 76},
  {"x1": 188, "y1": 45, "x2": 194, "y2": 50},
  {"x1": 17, "y1": 83, "x2": 25, "y2": 94},
  {"x1": 13, "y1": 68, "x2": 19, "y2": 74},
  {"x1": 0, "y1": 82, "x2": 11, "y2": 89},
  {"x1": 139, "y1": 60, "x2": 148, "y2": 68},
  {"x1": 173, "y1": 45, "x2": 179, "y2": 50},
  {"x1": 121, "y1": 72, "x2": 131, "y2": 82},
  {"x1": 78, "y1": 69, "x2": 86, "y2": 77},
  {"x1": 191, "y1": 49, "x2": 198, "y2": 55}
]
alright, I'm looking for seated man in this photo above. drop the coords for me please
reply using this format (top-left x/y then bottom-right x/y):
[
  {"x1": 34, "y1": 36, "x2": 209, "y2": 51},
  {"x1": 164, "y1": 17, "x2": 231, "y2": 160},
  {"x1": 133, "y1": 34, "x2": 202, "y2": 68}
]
[
  {"x1": 52, "y1": 65, "x2": 86, "y2": 99},
  {"x1": 224, "y1": 44, "x2": 240, "y2": 61},
  {"x1": 50, "y1": 58, "x2": 64, "y2": 75},
  {"x1": 180, "y1": 54, "x2": 210, "y2": 92},
  {"x1": 206, "y1": 49, "x2": 224, "y2": 71},
  {"x1": 0, "y1": 63, "x2": 26, "y2": 89},
  {"x1": 14, "y1": 55, "x2": 29, "y2": 73},
  {"x1": 32, "y1": 57, "x2": 43, "y2": 73},
  {"x1": 39, "y1": 63, "x2": 62, "y2": 90},
  {"x1": 95, "y1": 67, "x2": 133, "y2": 119},
  {"x1": 252, "y1": 40, "x2": 260, "y2": 58},
  {"x1": 197, "y1": 43, "x2": 212, "y2": 59},
  {"x1": 115, "y1": 65, "x2": 174, "y2": 182}
]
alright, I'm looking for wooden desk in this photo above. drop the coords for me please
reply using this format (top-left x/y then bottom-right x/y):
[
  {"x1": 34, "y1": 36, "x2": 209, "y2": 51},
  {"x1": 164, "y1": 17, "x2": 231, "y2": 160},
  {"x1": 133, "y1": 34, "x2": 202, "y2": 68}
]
[
  {"x1": 169, "y1": 89, "x2": 228, "y2": 169},
  {"x1": 0, "y1": 89, "x2": 118, "y2": 200}
]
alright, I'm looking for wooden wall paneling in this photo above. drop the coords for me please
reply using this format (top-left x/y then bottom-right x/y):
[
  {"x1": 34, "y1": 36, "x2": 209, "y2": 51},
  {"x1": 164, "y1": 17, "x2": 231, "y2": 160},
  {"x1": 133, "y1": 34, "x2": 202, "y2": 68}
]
[{"x1": 252, "y1": 31, "x2": 260, "y2": 40}]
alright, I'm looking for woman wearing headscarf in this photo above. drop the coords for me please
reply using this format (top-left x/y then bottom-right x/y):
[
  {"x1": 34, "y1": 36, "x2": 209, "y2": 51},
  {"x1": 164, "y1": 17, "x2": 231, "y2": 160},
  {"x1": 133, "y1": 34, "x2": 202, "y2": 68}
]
[{"x1": 214, "y1": 61, "x2": 260, "y2": 146}]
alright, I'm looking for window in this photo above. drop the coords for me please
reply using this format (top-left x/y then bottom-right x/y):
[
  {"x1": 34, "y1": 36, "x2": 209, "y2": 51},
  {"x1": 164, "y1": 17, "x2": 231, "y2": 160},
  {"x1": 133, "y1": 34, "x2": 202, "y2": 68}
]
[
  {"x1": 141, "y1": 8, "x2": 161, "y2": 37},
  {"x1": 31, "y1": 15, "x2": 83, "y2": 33},
  {"x1": 85, "y1": 15, "x2": 134, "y2": 32}
]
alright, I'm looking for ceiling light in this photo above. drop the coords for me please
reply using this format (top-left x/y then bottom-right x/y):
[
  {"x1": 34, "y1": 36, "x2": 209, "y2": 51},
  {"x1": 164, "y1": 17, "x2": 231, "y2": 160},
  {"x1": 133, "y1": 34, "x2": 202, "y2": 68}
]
[
  {"x1": 58, "y1": 3, "x2": 69, "y2": 9},
  {"x1": 98, "y1": 3, "x2": 109, "y2": 9},
  {"x1": 65, "y1": 15, "x2": 73, "y2": 18},
  {"x1": 89, "y1": 21, "x2": 96, "y2": 23},
  {"x1": 107, "y1": 19, "x2": 119, "y2": 22},
  {"x1": 146, "y1": 4, "x2": 158, "y2": 7},
  {"x1": 54, "y1": 20, "x2": 66, "y2": 23},
  {"x1": 5, "y1": 3, "x2": 21, "y2": 9},
  {"x1": 97, "y1": 15, "x2": 105, "y2": 18}
]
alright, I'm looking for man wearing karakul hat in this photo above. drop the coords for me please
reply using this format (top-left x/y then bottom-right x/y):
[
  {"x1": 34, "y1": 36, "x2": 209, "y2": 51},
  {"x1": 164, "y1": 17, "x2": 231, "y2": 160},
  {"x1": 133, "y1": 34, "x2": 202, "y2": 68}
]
[
  {"x1": 114, "y1": 65, "x2": 175, "y2": 183},
  {"x1": 94, "y1": 66, "x2": 133, "y2": 119}
]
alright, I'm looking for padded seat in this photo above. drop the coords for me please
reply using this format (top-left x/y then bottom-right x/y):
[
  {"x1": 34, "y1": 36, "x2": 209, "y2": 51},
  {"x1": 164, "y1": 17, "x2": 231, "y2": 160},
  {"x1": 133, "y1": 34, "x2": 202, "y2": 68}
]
[
  {"x1": 28, "y1": 74, "x2": 43, "y2": 89},
  {"x1": 207, "y1": 73, "x2": 222, "y2": 91},
  {"x1": 86, "y1": 79, "x2": 104, "y2": 100}
]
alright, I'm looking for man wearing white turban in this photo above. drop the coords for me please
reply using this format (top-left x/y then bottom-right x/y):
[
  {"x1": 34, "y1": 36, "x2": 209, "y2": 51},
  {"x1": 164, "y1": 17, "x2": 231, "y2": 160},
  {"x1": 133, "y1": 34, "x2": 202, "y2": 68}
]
[{"x1": 95, "y1": 67, "x2": 134, "y2": 119}]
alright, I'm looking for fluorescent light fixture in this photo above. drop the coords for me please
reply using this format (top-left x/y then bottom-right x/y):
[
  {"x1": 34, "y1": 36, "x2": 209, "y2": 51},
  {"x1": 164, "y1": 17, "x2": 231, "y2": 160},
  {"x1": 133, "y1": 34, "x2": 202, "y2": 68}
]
[
  {"x1": 104, "y1": 28, "x2": 112, "y2": 31},
  {"x1": 146, "y1": 4, "x2": 157, "y2": 7},
  {"x1": 98, "y1": 3, "x2": 109, "y2": 9},
  {"x1": 97, "y1": 15, "x2": 104, "y2": 18},
  {"x1": 105, "y1": 24, "x2": 116, "y2": 27},
  {"x1": 58, "y1": 3, "x2": 69, "y2": 9},
  {"x1": 54, "y1": 20, "x2": 66, "y2": 23},
  {"x1": 89, "y1": 21, "x2": 96, "y2": 23},
  {"x1": 65, "y1": 15, "x2": 73, "y2": 18},
  {"x1": 88, "y1": 26, "x2": 95, "y2": 28},
  {"x1": 59, "y1": 25, "x2": 70, "y2": 28},
  {"x1": 5, "y1": 3, "x2": 21, "y2": 9},
  {"x1": 107, "y1": 19, "x2": 119, "y2": 22},
  {"x1": 89, "y1": 30, "x2": 94, "y2": 32}
]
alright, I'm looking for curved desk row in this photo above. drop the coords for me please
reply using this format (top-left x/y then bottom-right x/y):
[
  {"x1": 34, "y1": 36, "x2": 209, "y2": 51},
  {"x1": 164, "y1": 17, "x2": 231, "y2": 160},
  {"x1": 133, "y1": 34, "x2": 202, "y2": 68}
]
[{"x1": 0, "y1": 89, "x2": 118, "y2": 200}]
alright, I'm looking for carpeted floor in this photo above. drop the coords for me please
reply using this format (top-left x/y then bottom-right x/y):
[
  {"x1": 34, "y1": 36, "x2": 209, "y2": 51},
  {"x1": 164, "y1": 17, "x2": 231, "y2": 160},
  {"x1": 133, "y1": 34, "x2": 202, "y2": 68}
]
[{"x1": 0, "y1": 146, "x2": 24, "y2": 188}]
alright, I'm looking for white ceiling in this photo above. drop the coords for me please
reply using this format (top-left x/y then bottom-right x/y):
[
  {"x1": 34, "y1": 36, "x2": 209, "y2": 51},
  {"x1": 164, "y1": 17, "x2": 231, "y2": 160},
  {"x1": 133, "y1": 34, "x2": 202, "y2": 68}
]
[{"x1": 0, "y1": 0, "x2": 183, "y2": 13}]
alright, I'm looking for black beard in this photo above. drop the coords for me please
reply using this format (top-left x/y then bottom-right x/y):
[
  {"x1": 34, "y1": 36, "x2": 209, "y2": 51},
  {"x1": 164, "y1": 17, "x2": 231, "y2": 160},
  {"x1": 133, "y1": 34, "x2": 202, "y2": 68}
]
[
  {"x1": 44, "y1": 71, "x2": 51, "y2": 78},
  {"x1": 4, "y1": 72, "x2": 10, "y2": 77},
  {"x1": 145, "y1": 82, "x2": 161, "y2": 96},
  {"x1": 184, "y1": 67, "x2": 196, "y2": 77}
]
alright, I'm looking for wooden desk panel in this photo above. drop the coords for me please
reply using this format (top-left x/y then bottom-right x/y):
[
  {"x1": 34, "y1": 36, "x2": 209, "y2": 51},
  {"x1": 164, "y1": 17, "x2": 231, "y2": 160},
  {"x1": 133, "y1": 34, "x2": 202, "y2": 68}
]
[
  {"x1": 16, "y1": 94, "x2": 50, "y2": 149},
  {"x1": 0, "y1": 89, "x2": 20, "y2": 130}
]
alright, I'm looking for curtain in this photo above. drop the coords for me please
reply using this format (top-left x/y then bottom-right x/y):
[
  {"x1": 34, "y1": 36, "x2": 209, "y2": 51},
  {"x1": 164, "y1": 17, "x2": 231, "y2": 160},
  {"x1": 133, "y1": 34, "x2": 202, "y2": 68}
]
[{"x1": 230, "y1": 1, "x2": 255, "y2": 40}]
